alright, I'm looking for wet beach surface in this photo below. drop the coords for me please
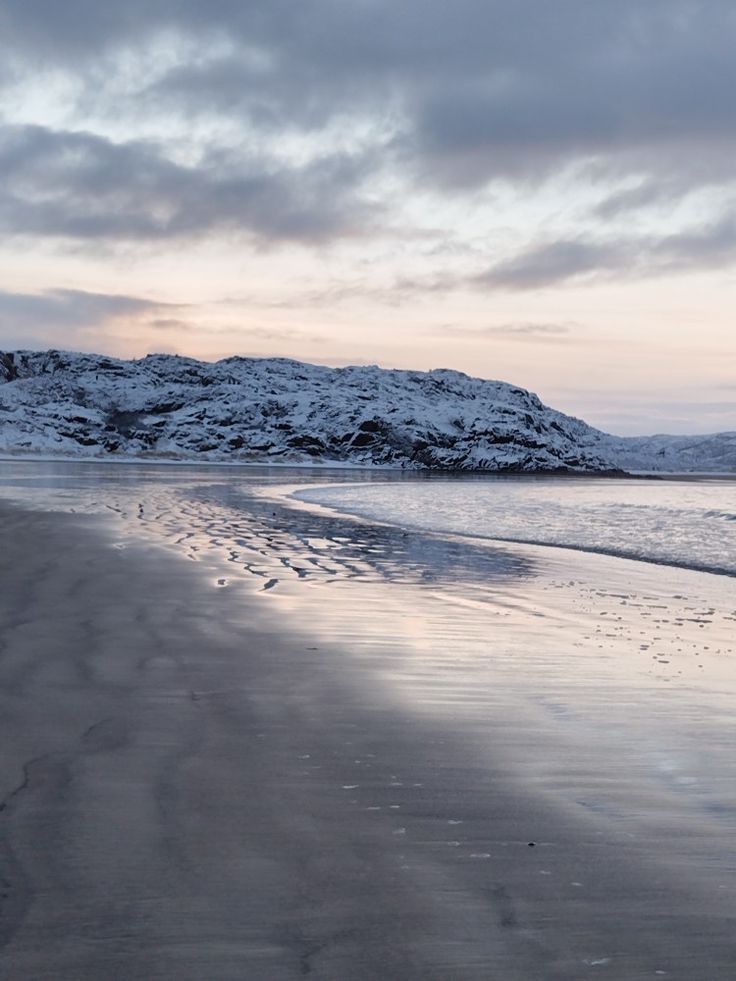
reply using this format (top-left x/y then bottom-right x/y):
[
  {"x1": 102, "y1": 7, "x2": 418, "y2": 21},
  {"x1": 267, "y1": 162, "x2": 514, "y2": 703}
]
[{"x1": 1, "y1": 461, "x2": 736, "y2": 979}]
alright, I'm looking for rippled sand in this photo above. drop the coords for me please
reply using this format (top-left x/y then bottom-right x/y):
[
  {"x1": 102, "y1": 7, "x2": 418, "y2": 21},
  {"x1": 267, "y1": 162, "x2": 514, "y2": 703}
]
[{"x1": 1, "y1": 461, "x2": 736, "y2": 979}]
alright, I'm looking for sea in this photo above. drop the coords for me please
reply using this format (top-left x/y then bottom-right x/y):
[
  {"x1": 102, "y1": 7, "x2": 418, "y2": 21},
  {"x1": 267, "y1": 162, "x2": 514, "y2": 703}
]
[
  {"x1": 0, "y1": 460, "x2": 734, "y2": 579},
  {"x1": 294, "y1": 475, "x2": 736, "y2": 578}
]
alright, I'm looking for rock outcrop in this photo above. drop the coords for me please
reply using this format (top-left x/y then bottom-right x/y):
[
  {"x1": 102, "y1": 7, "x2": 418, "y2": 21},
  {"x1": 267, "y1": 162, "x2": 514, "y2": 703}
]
[{"x1": 0, "y1": 349, "x2": 732, "y2": 473}]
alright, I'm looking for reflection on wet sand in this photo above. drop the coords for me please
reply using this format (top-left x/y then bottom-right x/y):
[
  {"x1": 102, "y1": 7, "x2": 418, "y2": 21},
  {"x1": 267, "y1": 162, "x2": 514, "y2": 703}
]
[{"x1": 1, "y1": 461, "x2": 736, "y2": 979}]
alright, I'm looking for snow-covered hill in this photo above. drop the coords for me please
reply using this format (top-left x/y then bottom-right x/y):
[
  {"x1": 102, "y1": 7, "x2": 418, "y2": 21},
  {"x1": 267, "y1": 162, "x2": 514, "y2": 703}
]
[
  {"x1": 589, "y1": 431, "x2": 736, "y2": 474},
  {"x1": 0, "y1": 349, "x2": 733, "y2": 473}
]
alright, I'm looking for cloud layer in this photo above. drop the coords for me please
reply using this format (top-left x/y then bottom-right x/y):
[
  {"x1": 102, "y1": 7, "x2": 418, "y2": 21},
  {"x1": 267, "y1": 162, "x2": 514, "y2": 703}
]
[
  {"x1": 0, "y1": 288, "x2": 182, "y2": 350},
  {"x1": 0, "y1": 124, "x2": 376, "y2": 244},
  {"x1": 1, "y1": 1, "x2": 735, "y2": 263}
]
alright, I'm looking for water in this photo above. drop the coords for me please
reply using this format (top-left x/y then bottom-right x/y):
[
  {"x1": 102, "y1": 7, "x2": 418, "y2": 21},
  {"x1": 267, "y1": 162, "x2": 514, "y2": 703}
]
[
  {"x1": 294, "y1": 476, "x2": 736, "y2": 577},
  {"x1": 0, "y1": 461, "x2": 540, "y2": 594},
  {"x1": 2, "y1": 461, "x2": 734, "y2": 578}
]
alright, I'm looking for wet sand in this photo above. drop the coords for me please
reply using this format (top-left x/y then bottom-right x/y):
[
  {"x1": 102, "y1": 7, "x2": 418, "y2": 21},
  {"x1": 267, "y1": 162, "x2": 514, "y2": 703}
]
[{"x1": 2, "y1": 467, "x2": 736, "y2": 979}]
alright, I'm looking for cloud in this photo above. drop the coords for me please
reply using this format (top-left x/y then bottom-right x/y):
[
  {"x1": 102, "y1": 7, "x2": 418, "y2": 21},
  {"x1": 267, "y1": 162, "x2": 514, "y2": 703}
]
[
  {"x1": 447, "y1": 322, "x2": 574, "y2": 338},
  {"x1": 3, "y1": 1, "x2": 736, "y2": 197},
  {"x1": 474, "y1": 212, "x2": 736, "y2": 289},
  {"x1": 593, "y1": 178, "x2": 686, "y2": 220},
  {"x1": 239, "y1": 326, "x2": 326, "y2": 343},
  {"x1": 221, "y1": 272, "x2": 463, "y2": 311},
  {"x1": 0, "y1": 288, "x2": 174, "y2": 329},
  {"x1": 0, "y1": 124, "x2": 379, "y2": 245},
  {"x1": 1, "y1": 1, "x2": 736, "y2": 289},
  {"x1": 0, "y1": 288, "x2": 185, "y2": 351},
  {"x1": 203, "y1": 324, "x2": 328, "y2": 344},
  {"x1": 432, "y1": 322, "x2": 577, "y2": 345},
  {"x1": 475, "y1": 240, "x2": 621, "y2": 290},
  {"x1": 149, "y1": 317, "x2": 193, "y2": 331}
]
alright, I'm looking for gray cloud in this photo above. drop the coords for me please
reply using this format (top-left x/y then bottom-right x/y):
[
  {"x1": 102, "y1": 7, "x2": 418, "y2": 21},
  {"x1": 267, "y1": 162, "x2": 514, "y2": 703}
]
[
  {"x1": 149, "y1": 318, "x2": 194, "y2": 331},
  {"x1": 0, "y1": 289, "x2": 331, "y2": 350},
  {"x1": 592, "y1": 161, "x2": 736, "y2": 218},
  {"x1": 0, "y1": 289, "x2": 188, "y2": 351},
  {"x1": 0, "y1": 124, "x2": 378, "y2": 244},
  {"x1": 405, "y1": 9, "x2": 736, "y2": 187},
  {"x1": 593, "y1": 180, "x2": 679, "y2": 220},
  {"x1": 476, "y1": 240, "x2": 620, "y2": 290},
  {"x1": 132, "y1": 2, "x2": 736, "y2": 201},
  {"x1": 475, "y1": 212, "x2": 736, "y2": 289},
  {"x1": 438, "y1": 322, "x2": 575, "y2": 341},
  {"x1": 0, "y1": 1, "x2": 736, "y2": 273},
  {"x1": 238, "y1": 326, "x2": 327, "y2": 344},
  {"x1": 2, "y1": 3, "x2": 736, "y2": 184},
  {"x1": 0, "y1": 288, "x2": 175, "y2": 331}
]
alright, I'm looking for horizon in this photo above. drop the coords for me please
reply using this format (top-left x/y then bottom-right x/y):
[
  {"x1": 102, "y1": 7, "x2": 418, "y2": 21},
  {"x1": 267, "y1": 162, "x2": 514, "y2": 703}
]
[{"x1": 1, "y1": 3, "x2": 735, "y2": 437}]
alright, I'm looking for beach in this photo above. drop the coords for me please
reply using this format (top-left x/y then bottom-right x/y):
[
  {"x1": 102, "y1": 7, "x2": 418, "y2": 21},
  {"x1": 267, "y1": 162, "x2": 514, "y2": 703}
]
[{"x1": 1, "y1": 462, "x2": 736, "y2": 979}]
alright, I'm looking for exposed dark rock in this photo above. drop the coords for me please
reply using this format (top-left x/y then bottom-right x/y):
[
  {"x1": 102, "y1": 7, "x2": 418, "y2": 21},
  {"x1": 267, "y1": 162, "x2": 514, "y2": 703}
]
[{"x1": 0, "y1": 353, "x2": 18, "y2": 382}]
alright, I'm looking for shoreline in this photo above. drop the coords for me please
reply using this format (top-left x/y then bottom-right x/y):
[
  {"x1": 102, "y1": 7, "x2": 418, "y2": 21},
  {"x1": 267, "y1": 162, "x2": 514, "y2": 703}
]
[
  {"x1": 6, "y1": 448, "x2": 735, "y2": 479},
  {"x1": 280, "y1": 481, "x2": 736, "y2": 580},
  {"x1": 2, "y1": 484, "x2": 736, "y2": 978}
]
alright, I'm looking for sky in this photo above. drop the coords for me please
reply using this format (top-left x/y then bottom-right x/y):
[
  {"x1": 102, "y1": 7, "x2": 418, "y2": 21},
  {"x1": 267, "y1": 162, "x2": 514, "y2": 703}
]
[{"x1": 0, "y1": 1, "x2": 735, "y2": 435}]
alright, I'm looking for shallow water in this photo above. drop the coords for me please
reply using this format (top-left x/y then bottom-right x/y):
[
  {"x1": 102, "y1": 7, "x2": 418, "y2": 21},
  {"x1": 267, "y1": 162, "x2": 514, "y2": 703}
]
[{"x1": 295, "y1": 475, "x2": 736, "y2": 576}]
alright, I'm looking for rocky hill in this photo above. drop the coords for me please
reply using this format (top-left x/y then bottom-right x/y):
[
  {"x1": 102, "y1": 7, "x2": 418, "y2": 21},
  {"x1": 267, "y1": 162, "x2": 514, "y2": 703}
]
[
  {"x1": 591, "y1": 431, "x2": 736, "y2": 473},
  {"x1": 0, "y1": 349, "x2": 733, "y2": 473}
]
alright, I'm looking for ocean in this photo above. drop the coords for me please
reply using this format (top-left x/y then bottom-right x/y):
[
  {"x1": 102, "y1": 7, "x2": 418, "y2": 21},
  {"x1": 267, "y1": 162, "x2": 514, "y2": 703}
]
[{"x1": 294, "y1": 475, "x2": 736, "y2": 577}]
